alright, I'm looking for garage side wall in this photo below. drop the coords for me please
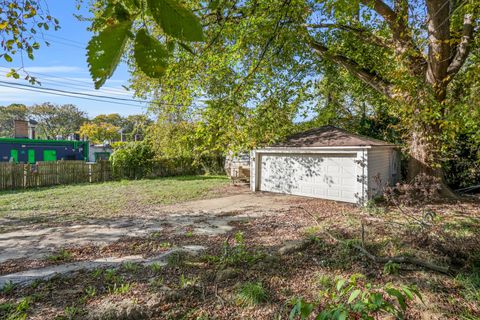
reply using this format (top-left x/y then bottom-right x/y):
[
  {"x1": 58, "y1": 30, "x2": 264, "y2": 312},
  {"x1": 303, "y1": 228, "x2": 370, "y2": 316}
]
[
  {"x1": 367, "y1": 148, "x2": 397, "y2": 198},
  {"x1": 250, "y1": 150, "x2": 257, "y2": 192}
]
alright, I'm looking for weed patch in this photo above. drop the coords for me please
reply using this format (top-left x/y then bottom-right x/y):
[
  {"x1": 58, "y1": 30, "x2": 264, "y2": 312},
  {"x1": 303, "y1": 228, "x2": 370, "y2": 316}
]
[{"x1": 236, "y1": 282, "x2": 268, "y2": 307}]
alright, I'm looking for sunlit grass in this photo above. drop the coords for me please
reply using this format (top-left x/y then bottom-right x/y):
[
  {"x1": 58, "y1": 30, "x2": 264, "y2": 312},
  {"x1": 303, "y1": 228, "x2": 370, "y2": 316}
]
[{"x1": 0, "y1": 175, "x2": 228, "y2": 224}]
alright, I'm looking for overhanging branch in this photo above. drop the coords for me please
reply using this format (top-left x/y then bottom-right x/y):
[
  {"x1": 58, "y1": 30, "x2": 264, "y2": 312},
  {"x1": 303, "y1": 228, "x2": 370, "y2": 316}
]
[
  {"x1": 447, "y1": 14, "x2": 475, "y2": 77},
  {"x1": 309, "y1": 40, "x2": 394, "y2": 99},
  {"x1": 304, "y1": 23, "x2": 392, "y2": 48},
  {"x1": 360, "y1": 0, "x2": 426, "y2": 76}
]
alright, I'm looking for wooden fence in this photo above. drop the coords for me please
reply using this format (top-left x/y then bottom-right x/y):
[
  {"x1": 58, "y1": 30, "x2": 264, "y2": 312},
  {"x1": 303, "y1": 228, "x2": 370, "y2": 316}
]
[
  {"x1": 0, "y1": 161, "x2": 112, "y2": 190},
  {"x1": 0, "y1": 156, "x2": 225, "y2": 191}
]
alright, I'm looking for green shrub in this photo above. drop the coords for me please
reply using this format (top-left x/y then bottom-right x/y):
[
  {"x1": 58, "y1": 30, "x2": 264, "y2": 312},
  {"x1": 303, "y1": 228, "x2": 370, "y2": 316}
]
[
  {"x1": 290, "y1": 274, "x2": 422, "y2": 320},
  {"x1": 111, "y1": 141, "x2": 155, "y2": 179},
  {"x1": 236, "y1": 282, "x2": 268, "y2": 307}
]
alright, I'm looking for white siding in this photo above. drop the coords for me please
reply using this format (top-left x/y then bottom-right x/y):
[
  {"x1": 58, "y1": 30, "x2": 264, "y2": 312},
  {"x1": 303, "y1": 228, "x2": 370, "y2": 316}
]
[
  {"x1": 367, "y1": 148, "x2": 398, "y2": 197},
  {"x1": 250, "y1": 147, "x2": 399, "y2": 205},
  {"x1": 250, "y1": 150, "x2": 257, "y2": 192}
]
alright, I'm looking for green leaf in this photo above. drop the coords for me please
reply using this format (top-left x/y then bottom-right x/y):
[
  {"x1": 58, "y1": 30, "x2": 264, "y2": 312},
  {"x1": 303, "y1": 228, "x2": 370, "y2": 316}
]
[
  {"x1": 3, "y1": 54, "x2": 12, "y2": 62},
  {"x1": 401, "y1": 286, "x2": 413, "y2": 300},
  {"x1": 122, "y1": 0, "x2": 140, "y2": 11},
  {"x1": 289, "y1": 299, "x2": 314, "y2": 320},
  {"x1": 178, "y1": 42, "x2": 195, "y2": 55},
  {"x1": 338, "y1": 310, "x2": 348, "y2": 320},
  {"x1": 147, "y1": 0, "x2": 203, "y2": 41},
  {"x1": 347, "y1": 289, "x2": 361, "y2": 304},
  {"x1": 386, "y1": 288, "x2": 407, "y2": 312},
  {"x1": 209, "y1": 0, "x2": 221, "y2": 10},
  {"x1": 336, "y1": 279, "x2": 346, "y2": 292},
  {"x1": 87, "y1": 21, "x2": 132, "y2": 89},
  {"x1": 134, "y1": 29, "x2": 169, "y2": 79},
  {"x1": 114, "y1": 2, "x2": 131, "y2": 21}
]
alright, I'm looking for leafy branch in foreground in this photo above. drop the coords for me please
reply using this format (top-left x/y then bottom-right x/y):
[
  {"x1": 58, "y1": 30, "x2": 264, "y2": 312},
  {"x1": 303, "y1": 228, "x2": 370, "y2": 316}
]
[
  {"x1": 0, "y1": 0, "x2": 60, "y2": 83},
  {"x1": 86, "y1": 0, "x2": 204, "y2": 89},
  {"x1": 290, "y1": 274, "x2": 422, "y2": 320}
]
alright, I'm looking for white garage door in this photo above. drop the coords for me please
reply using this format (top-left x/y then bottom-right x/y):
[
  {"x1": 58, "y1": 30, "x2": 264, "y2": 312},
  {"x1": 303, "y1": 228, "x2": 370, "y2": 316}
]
[{"x1": 258, "y1": 153, "x2": 358, "y2": 203}]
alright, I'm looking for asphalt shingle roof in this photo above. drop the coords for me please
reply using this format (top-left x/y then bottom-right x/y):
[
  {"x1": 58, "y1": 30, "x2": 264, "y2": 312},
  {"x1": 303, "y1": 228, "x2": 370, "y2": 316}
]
[{"x1": 271, "y1": 126, "x2": 396, "y2": 147}]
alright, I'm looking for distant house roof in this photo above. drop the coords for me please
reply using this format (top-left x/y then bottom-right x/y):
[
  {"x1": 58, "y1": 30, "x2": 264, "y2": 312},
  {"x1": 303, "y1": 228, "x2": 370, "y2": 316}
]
[{"x1": 271, "y1": 126, "x2": 396, "y2": 148}]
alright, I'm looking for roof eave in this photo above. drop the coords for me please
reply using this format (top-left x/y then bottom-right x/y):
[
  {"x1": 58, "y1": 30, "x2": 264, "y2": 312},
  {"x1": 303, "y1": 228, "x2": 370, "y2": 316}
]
[{"x1": 259, "y1": 144, "x2": 397, "y2": 150}]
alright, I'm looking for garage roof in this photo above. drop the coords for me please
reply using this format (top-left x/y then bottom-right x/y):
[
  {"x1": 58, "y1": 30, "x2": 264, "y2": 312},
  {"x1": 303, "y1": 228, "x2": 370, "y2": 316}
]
[{"x1": 271, "y1": 126, "x2": 396, "y2": 148}]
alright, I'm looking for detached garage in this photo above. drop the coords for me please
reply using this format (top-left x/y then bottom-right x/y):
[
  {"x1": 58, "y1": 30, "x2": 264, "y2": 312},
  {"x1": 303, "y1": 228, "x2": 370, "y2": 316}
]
[{"x1": 250, "y1": 126, "x2": 400, "y2": 204}]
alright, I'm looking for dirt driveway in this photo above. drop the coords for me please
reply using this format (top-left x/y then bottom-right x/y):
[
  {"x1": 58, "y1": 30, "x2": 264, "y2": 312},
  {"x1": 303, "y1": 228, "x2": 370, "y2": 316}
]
[{"x1": 0, "y1": 187, "x2": 302, "y2": 263}]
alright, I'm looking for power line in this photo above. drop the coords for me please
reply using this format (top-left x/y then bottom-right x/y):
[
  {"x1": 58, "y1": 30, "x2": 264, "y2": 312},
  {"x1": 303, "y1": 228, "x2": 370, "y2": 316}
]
[
  {"x1": 0, "y1": 80, "x2": 197, "y2": 108},
  {"x1": 0, "y1": 82, "x2": 147, "y2": 108},
  {"x1": 0, "y1": 66, "x2": 134, "y2": 96},
  {"x1": 0, "y1": 80, "x2": 152, "y2": 104},
  {"x1": 0, "y1": 71, "x2": 129, "y2": 97},
  {"x1": 14, "y1": 72, "x2": 132, "y2": 96},
  {"x1": 44, "y1": 33, "x2": 86, "y2": 46},
  {"x1": 43, "y1": 37, "x2": 85, "y2": 49}
]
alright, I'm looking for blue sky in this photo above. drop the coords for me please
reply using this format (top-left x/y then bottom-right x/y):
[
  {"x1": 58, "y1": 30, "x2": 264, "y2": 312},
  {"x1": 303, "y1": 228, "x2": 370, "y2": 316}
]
[{"x1": 0, "y1": 1, "x2": 148, "y2": 118}]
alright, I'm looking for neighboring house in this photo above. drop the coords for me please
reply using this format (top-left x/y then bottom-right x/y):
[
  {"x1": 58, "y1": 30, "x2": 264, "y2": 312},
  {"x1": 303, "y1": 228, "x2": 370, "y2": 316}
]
[
  {"x1": 0, "y1": 119, "x2": 90, "y2": 163},
  {"x1": 88, "y1": 144, "x2": 113, "y2": 162},
  {"x1": 250, "y1": 126, "x2": 400, "y2": 205},
  {"x1": 0, "y1": 138, "x2": 89, "y2": 163}
]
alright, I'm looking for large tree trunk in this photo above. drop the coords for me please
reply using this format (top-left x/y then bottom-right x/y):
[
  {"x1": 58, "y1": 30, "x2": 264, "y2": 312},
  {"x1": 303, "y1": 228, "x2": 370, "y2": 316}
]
[{"x1": 407, "y1": 121, "x2": 457, "y2": 198}]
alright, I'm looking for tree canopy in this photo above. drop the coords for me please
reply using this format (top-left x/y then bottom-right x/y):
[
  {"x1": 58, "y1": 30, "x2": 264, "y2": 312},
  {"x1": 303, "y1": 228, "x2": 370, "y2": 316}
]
[
  {"x1": 84, "y1": 0, "x2": 479, "y2": 190},
  {"x1": 0, "y1": 0, "x2": 60, "y2": 82}
]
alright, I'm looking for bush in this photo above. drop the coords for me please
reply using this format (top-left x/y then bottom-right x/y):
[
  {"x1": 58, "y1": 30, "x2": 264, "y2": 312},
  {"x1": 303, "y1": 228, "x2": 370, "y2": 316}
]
[
  {"x1": 110, "y1": 141, "x2": 225, "y2": 180},
  {"x1": 110, "y1": 141, "x2": 155, "y2": 179},
  {"x1": 290, "y1": 274, "x2": 422, "y2": 320}
]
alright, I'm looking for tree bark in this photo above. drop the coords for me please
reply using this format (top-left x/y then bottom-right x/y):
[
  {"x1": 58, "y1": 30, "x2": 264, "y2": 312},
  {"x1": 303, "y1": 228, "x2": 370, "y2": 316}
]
[
  {"x1": 304, "y1": 1, "x2": 476, "y2": 199},
  {"x1": 407, "y1": 119, "x2": 457, "y2": 198},
  {"x1": 407, "y1": 124, "x2": 439, "y2": 179}
]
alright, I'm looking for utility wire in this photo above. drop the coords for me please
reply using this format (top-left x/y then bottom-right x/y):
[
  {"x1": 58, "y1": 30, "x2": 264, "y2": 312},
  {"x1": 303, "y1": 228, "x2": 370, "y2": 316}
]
[
  {"x1": 43, "y1": 37, "x2": 85, "y2": 49},
  {"x1": 0, "y1": 82, "x2": 147, "y2": 108},
  {"x1": 0, "y1": 80, "x2": 152, "y2": 104},
  {"x1": 0, "y1": 80, "x2": 199, "y2": 108},
  {"x1": 44, "y1": 33, "x2": 86, "y2": 46},
  {"x1": 0, "y1": 70, "x2": 130, "y2": 96}
]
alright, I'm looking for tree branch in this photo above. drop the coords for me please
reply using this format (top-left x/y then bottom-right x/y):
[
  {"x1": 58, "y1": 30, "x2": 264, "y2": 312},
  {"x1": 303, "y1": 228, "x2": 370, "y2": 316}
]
[
  {"x1": 304, "y1": 23, "x2": 392, "y2": 48},
  {"x1": 447, "y1": 14, "x2": 474, "y2": 77},
  {"x1": 361, "y1": 0, "x2": 426, "y2": 76},
  {"x1": 426, "y1": 0, "x2": 452, "y2": 94},
  {"x1": 308, "y1": 40, "x2": 394, "y2": 98},
  {"x1": 300, "y1": 206, "x2": 453, "y2": 275}
]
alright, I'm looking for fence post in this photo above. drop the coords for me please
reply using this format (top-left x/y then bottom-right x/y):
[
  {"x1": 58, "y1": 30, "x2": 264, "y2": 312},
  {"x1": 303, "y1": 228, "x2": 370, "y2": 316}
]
[{"x1": 23, "y1": 164, "x2": 27, "y2": 188}]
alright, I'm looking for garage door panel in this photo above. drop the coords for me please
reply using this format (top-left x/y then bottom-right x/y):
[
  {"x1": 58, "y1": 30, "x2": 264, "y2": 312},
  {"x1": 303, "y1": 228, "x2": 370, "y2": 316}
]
[{"x1": 259, "y1": 153, "x2": 357, "y2": 203}]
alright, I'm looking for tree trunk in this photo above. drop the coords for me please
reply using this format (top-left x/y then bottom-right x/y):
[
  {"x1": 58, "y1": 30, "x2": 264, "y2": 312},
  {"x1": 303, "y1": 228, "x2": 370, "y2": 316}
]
[{"x1": 407, "y1": 122, "x2": 457, "y2": 198}]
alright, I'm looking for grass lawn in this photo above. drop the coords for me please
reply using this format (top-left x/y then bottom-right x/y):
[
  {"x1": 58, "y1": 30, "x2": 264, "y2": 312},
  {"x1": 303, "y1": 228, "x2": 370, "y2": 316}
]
[{"x1": 0, "y1": 175, "x2": 228, "y2": 223}]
